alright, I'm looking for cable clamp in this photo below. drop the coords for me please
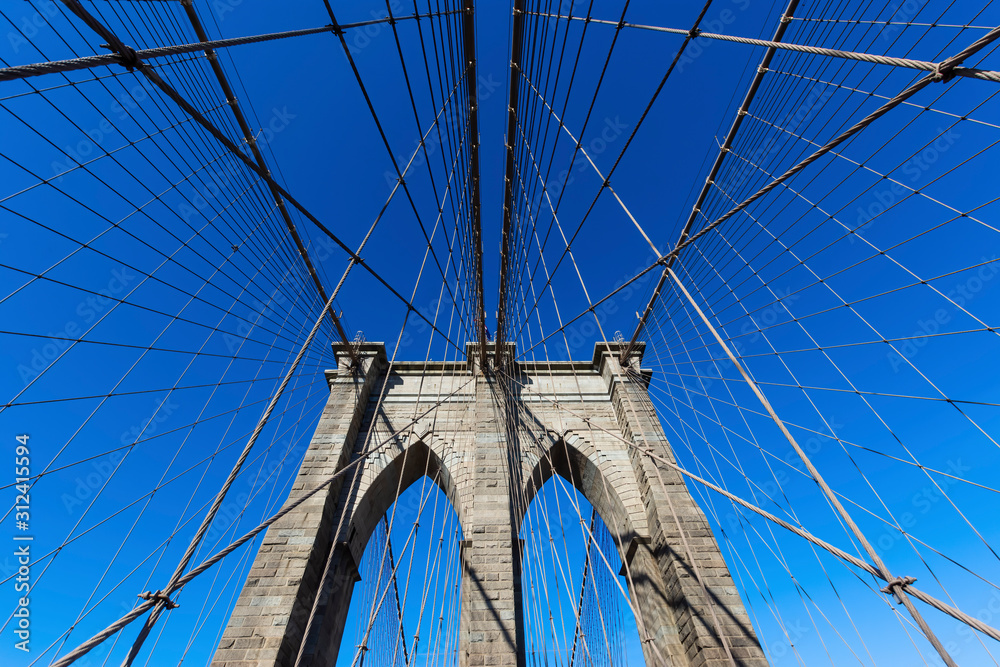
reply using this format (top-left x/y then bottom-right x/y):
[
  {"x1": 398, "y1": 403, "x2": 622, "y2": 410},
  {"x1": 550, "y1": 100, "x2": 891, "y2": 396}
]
[
  {"x1": 688, "y1": 28, "x2": 701, "y2": 38},
  {"x1": 138, "y1": 590, "x2": 179, "y2": 610},
  {"x1": 930, "y1": 63, "x2": 956, "y2": 84},
  {"x1": 330, "y1": 23, "x2": 344, "y2": 37},
  {"x1": 780, "y1": 15, "x2": 792, "y2": 23},
  {"x1": 102, "y1": 42, "x2": 140, "y2": 71},
  {"x1": 880, "y1": 575, "x2": 917, "y2": 604},
  {"x1": 757, "y1": 65, "x2": 769, "y2": 74}
]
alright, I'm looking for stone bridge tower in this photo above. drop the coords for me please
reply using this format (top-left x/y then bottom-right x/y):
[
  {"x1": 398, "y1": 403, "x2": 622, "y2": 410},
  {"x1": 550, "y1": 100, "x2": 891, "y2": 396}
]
[{"x1": 211, "y1": 341, "x2": 767, "y2": 667}]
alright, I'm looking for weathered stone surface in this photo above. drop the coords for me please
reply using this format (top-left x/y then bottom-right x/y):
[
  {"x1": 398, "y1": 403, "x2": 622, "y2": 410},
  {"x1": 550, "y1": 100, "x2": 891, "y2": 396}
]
[{"x1": 212, "y1": 342, "x2": 766, "y2": 667}]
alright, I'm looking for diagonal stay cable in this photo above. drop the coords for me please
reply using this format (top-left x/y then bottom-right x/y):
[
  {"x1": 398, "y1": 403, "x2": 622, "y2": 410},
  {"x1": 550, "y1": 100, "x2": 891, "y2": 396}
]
[
  {"x1": 54, "y1": 0, "x2": 462, "y2": 355},
  {"x1": 510, "y1": 0, "x2": 718, "y2": 328},
  {"x1": 522, "y1": 10, "x2": 1000, "y2": 83},
  {"x1": 0, "y1": 11, "x2": 461, "y2": 83},
  {"x1": 321, "y1": 0, "x2": 478, "y2": 354},
  {"x1": 502, "y1": 370, "x2": 1000, "y2": 645},
  {"x1": 178, "y1": 0, "x2": 357, "y2": 366},
  {"x1": 622, "y1": 0, "x2": 801, "y2": 362},
  {"x1": 665, "y1": 265, "x2": 957, "y2": 665},
  {"x1": 48, "y1": 373, "x2": 474, "y2": 667},
  {"x1": 623, "y1": 21, "x2": 1000, "y2": 362}
]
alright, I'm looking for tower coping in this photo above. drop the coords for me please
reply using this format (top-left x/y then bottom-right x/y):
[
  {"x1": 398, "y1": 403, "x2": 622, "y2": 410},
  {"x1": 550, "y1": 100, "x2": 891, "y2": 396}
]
[{"x1": 323, "y1": 340, "x2": 652, "y2": 382}]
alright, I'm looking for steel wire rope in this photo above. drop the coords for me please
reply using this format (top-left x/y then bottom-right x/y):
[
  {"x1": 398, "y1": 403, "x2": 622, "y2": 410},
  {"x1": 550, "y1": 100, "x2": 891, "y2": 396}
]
[
  {"x1": 49, "y1": 370, "x2": 477, "y2": 667},
  {"x1": 641, "y1": 300, "x2": 882, "y2": 665},
  {"x1": 499, "y1": 368, "x2": 1000, "y2": 644},
  {"x1": 516, "y1": 24, "x2": 1000, "y2": 361},
  {"x1": 621, "y1": 0, "x2": 931, "y2": 354},
  {"x1": 37, "y1": 380, "x2": 326, "y2": 666},
  {"x1": 522, "y1": 11, "x2": 1000, "y2": 82},
  {"x1": 508, "y1": 0, "x2": 720, "y2": 326},
  {"x1": 46, "y1": 14, "x2": 469, "y2": 356},
  {"x1": 642, "y1": 276, "x2": 942, "y2": 660},
  {"x1": 497, "y1": 222, "x2": 672, "y2": 665},
  {"x1": 25, "y1": 0, "x2": 330, "y2": 326},
  {"x1": 668, "y1": 198, "x2": 1000, "y2": 572}
]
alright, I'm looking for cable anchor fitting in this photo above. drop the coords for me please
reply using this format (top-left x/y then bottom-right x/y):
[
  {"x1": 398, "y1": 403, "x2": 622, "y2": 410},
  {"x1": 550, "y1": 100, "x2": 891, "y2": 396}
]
[
  {"x1": 138, "y1": 590, "x2": 179, "y2": 610},
  {"x1": 880, "y1": 575, "x2": 917, "y2": 604}
]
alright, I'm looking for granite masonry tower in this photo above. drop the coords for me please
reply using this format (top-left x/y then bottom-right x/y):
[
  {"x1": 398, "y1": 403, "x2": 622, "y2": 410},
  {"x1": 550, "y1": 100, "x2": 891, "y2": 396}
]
[{"x1": 211, "y1": 341, "x2": 768, "y2": 667}]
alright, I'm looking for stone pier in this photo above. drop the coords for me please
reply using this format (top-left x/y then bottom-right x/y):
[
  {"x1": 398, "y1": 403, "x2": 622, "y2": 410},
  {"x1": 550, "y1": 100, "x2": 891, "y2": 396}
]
[{"x1": 211, "y1": 342, "x2": 767, "y2": 667}]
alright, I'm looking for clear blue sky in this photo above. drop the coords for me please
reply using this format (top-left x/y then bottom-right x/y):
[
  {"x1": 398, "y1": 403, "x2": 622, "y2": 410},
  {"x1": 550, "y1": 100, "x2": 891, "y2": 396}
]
[{"x1": 1, "y1": 0, "x2": 999, "y2": 666}]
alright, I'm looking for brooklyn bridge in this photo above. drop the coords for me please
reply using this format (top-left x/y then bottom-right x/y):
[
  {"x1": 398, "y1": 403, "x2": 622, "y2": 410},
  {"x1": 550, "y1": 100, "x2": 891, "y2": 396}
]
[{"x1": 1, "y1": 1, "x2": 999, "y2": 666}]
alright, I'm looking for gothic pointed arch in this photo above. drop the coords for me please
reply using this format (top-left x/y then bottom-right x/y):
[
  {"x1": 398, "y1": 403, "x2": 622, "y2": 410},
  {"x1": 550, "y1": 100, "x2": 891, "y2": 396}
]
[{"x1": 521, "y1": 429, "x2": 650, "y2": 554}]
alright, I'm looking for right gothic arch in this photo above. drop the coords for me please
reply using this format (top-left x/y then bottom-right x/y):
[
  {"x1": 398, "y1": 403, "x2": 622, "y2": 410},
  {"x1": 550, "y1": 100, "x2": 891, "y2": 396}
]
[
  {"x1": 522, "y1": 429, "x2": 650, "y2": 553},
  {"x1": 521, "y1": 424, "x2": 768, "y2": 667}
]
